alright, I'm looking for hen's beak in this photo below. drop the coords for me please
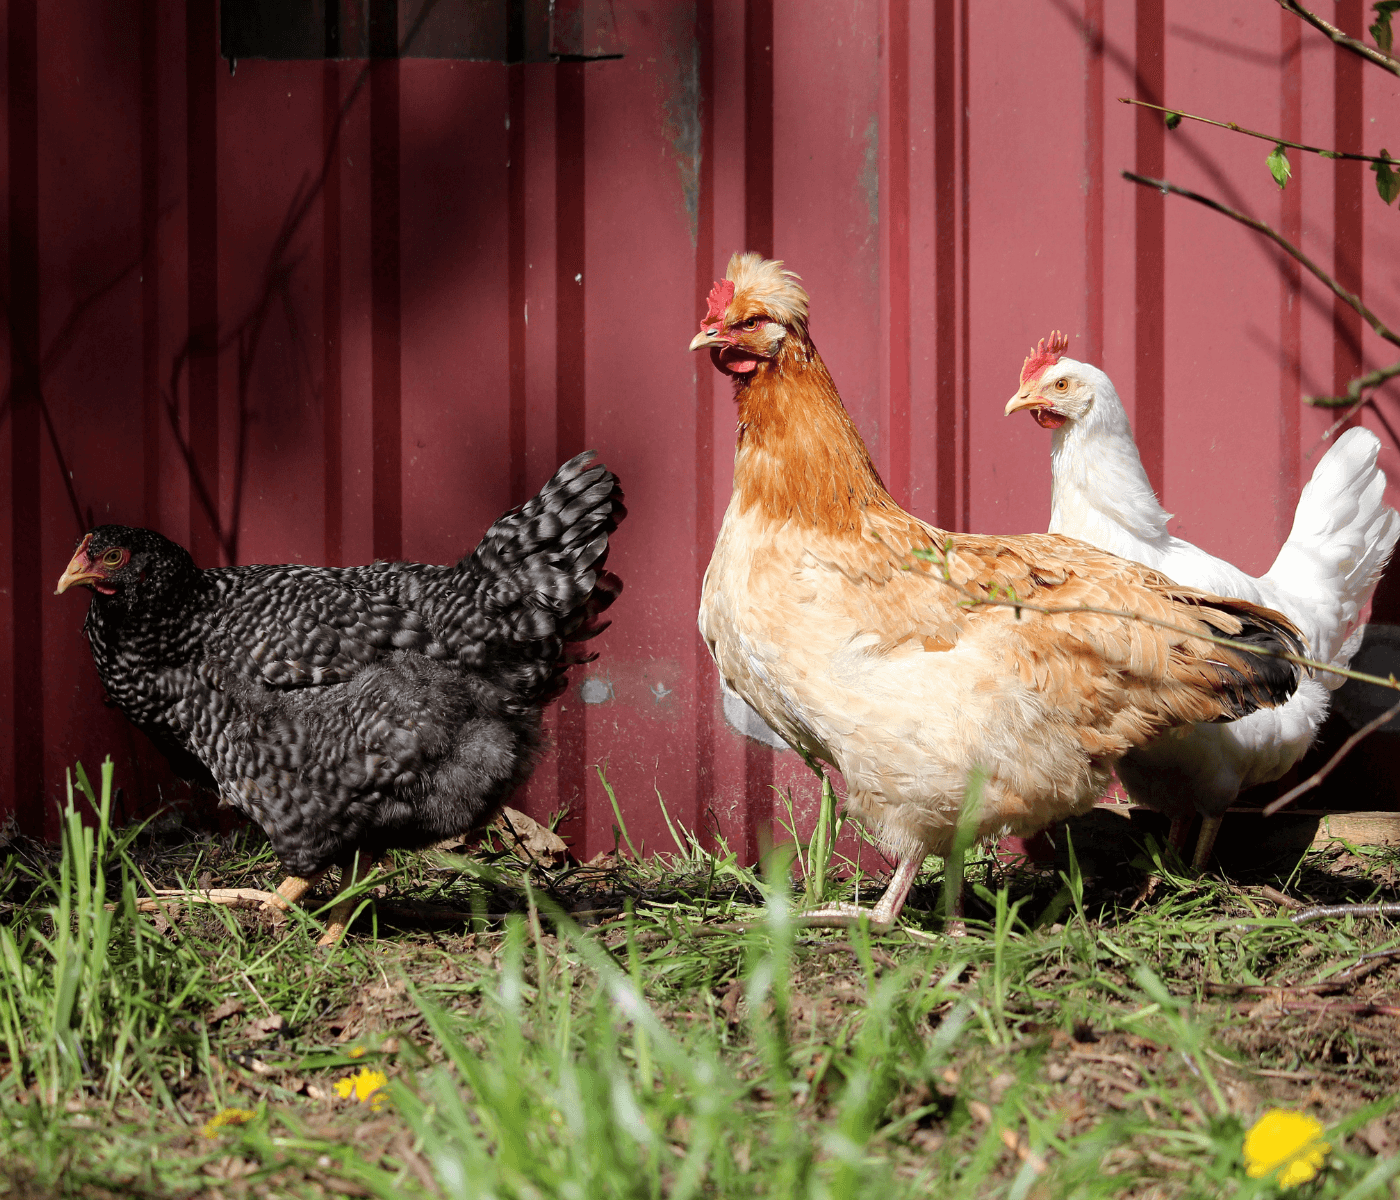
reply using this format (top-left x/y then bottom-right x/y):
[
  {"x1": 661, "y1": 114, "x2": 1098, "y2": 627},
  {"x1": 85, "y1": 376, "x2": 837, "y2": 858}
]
[
  {"x1": 689, "y1": 327, "x2": 724, "y2": 352},
  {"x1": 1004, "y1": 390, "x2": 1040, "y2": 416},
  {"x1": 55, "y1": 534, "x2": 100, "y2": 595},
  {"x1": 1006, "y1": 390, "x2": 1069, "y2": 430}
]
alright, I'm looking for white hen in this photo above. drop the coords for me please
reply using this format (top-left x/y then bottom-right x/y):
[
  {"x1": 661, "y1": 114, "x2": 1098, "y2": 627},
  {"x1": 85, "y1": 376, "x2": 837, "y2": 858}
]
[{"x1": 1006, "y1": 332, "x2": 1400, "y2": 868}]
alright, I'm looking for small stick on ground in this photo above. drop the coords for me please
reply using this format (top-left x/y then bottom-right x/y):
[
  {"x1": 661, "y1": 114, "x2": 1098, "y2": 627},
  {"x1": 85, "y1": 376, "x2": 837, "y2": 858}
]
[
  {"x1": 1235, "y1": 999, "x2": 1400, "y2": 1018},
  {"x1": 132, "y1": 887, "x2": 281, "y2": 912},
  {"x1": 1261, "y1": 886, "x2": 1303, "y2": 909},
  {"x1": 1290, "y1": 902, "x2": 1400, "y2": 925}
]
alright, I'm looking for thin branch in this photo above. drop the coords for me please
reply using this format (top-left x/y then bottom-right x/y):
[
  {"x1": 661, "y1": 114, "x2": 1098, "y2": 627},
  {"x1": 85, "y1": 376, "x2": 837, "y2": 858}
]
[
  {"x1": 1302, "y1": 360, "x2": 1400, "y2": 460},
  {"x1": 1275, "y1": 0, "x2": 1400, "y2": 78},
  {"x1": 920, "y1": 549, "x2": 1400, "y2": 820},
  {"x1": 1261, "y1": 885, "x2": 1303, "y2": 909},
  {"x1": 1263, "y1": 697, "x2": 1400, "y2": 815},
  {"x1": 1305, "y1": 358, "x2": 1400, "y2": 409},
  {"x1": 1308, "y1": 401, "x2": 1372, "y2": 461},
  {"x1": 1121, "y1": 97, "x2": 1393, "y2": 164},
  {"x1": 1122, "y1": 172, "x2": 1400, "y2": 350}
]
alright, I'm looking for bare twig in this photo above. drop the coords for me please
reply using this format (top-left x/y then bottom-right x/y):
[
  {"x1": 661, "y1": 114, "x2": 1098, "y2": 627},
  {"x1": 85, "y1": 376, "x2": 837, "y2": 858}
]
[
  {"x1": 1237, "y1": 998, "x2": 1400, "y2": 1017},
  {"x1": 1264, "y1": 698, "x2": 1400, "y2": 815},
  {"x1": 898, "y1": 552, "x2": 1400, "y2": 827},
  {"x1": 1122, "y1": 172, "x2": 1400, "y2": 350},
  {"x1": 1261, "y1": 886, "x2": 1303, "y2": 909},
  {"x1": 1290, "y1": 902, "x2": 1400, "y2": 925},
  {"x1": 1275, "y1": 0, "x2": 1400, "y2": 79},
  {"x1": 1304, "y1": 365, "x2": 1400, "y2": 459},
  {"x1": 1121, "y1": 97, "x2": 1394, "y2": 165},
  {"x1": 1304, "y1": 358, "x2": 1400, "y2": 409}
]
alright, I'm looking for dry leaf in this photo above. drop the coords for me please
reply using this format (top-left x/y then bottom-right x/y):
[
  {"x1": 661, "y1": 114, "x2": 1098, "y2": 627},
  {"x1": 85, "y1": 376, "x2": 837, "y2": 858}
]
[
  {"x1": 1359, "y1": 1119, "x2": 1394, "y2": 1156},
  {"x1": 967, "y1": 1099, "x2": 994, "y2": 1125},
  {"x1": 207, "y1": 999, "x2": 246, "y2": 1025},
  {"x1": 246, "y1": 1013, "x2": 286, "y2": 1040},
  {"x1": 719, "y1": 980, "x2": 743, "y2": 1025},
  {"x1": 494, "y1": 806, "x2": 569, "y2": 866}
]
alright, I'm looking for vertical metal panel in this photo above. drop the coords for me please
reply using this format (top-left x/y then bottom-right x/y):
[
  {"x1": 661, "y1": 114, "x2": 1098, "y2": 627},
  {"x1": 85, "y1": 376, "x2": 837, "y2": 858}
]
[
  {"x1": 7, "y1": 0, "x2": 41, "y2": 837},
  {"x1": 6, "y1": 0, "x2": 1400, "y2": 854}
]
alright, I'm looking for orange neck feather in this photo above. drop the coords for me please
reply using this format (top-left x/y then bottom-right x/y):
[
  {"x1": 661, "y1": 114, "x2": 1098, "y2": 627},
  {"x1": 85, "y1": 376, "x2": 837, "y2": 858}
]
[{"x1": 730, "y1": 336, "x2": 906, "y2": 535}]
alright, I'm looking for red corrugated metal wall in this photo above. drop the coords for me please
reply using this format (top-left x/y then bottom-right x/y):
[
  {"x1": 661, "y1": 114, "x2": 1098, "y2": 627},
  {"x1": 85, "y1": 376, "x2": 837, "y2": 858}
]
[{"x1": 5, "y1": 1, "x2": 1400, "y2": 856}]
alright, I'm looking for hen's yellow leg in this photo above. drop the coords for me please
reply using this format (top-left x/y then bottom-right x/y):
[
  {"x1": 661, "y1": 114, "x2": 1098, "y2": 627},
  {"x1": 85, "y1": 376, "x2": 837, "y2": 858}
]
[
  {"x1": 1191, "y1": 815, "x2": 1224, "y2": 873},
  {"x1": 316, "y1": 856, "x2": 375, "y2": 947},
  {"x1": 1167, "y1": 815, "x2": 1193, "y2": 854}
]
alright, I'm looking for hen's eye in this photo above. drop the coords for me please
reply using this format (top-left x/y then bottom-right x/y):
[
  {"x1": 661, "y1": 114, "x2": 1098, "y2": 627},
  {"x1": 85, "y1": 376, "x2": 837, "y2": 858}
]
[
  {"x1": 102, "y1": 549, "x2": 124, "y2": 567},
  {"x1": 743, "y1": 317, "x2": 762, "y2": 330},
  {"x1": 1054, "y1": 379, "x2": 1069, "y2": 392}
]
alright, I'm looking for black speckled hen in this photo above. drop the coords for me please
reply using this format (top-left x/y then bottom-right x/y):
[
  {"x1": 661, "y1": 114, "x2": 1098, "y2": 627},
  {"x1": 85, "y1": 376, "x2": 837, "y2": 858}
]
[{"x1": 56, "y1": 452, "x2": 624, "y2": 942}]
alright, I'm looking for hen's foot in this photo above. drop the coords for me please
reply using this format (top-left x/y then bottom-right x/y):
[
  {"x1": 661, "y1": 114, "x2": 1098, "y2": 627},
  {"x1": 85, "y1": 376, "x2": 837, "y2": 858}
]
[
  {"x1": 796, "y1": 853, "x2": 929, "y2": 933},
  {"x1": 795, "y1": 903, "x2": 894, "y2": 932},
  {"x1": 258, "y1": 874, "x2": 327, "y2": 925},
  {"x1": 1129, "y1": 873, "x2": 1161, "y2": 911}
]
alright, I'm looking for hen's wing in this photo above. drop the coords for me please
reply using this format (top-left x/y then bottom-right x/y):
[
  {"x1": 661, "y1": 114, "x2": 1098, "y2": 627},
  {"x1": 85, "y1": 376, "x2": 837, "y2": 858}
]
[{"x1": 834, "y1": 512, "x2": 1302, "y2": 732}]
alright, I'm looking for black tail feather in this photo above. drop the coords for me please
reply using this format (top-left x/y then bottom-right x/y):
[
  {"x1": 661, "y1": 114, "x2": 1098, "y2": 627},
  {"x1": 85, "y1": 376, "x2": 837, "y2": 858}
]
[
  {"x1": 451, "y1": 452, "x2": 625, "y2": 708},
  {"x1": 1193, "y1": 596, "x2": 1304, "y2": 721}
]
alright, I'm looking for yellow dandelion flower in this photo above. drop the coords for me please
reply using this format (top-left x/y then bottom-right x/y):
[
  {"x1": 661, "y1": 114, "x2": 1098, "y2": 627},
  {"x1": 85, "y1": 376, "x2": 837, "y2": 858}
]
[
  {"x1": 201, "y1": 1107, "x2": 258, "y2": 1139},
  {"x1": 334, "y1": 1066, "x2": 389, "y2": 1110},
  {"x1": 1243, "y1": 1109, "x2": 1330, "y2": 1189}
]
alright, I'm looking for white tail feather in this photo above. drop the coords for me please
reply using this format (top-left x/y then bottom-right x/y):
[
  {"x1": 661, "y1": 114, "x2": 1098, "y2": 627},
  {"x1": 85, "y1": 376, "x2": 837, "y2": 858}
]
[{"x1": 1263, "y1": 427, "x2": 1400, "y2": 675}]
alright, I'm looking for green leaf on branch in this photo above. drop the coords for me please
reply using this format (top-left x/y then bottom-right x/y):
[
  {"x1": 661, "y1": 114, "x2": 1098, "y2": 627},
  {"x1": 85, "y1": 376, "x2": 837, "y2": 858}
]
[
  {"x1": 1373, "y1": 149, "x2": 1400, "y2": 205},
  {"x1": 1371, "y1": 1, "x2": 1400, "y2": 55},
  {"x1": 1267, "y1": 144, "x2": 1291, "y2": 189},
  {"x1": 1163, "y1": 111, "x2": 1182, "y2": 131}
]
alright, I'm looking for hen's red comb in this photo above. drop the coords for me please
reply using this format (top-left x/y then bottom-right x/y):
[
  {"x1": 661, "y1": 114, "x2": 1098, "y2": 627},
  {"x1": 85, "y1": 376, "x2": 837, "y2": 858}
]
[
  {"x1": 1019, "y1": 330, "x2": 1069, "y2": 384},
  {"x1": 705, "y1": 279, "x2": 735, "y2": 324}
]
